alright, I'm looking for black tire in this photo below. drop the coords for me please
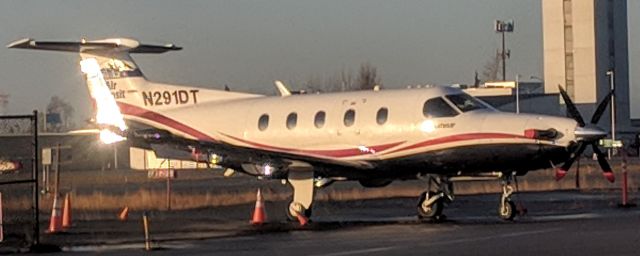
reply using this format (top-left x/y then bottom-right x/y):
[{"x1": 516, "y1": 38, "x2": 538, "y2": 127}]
[
  {"x1": 417, "y1": 192, "x2": 444, "y2": 219},
  {"x1": 499, "y1": 200, "x2": 516, "y2": 221}
]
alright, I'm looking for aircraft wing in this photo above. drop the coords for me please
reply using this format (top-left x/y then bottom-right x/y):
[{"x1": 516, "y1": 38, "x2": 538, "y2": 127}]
[{"x1": 129, "y1": 128, "x2": 374, "y2": 177}]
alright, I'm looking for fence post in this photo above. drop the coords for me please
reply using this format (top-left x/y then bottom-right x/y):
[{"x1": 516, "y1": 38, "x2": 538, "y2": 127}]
[
  {"x1": 143, "y1": 212, "x2": 151, "y2": 251},
  {"x1": 32, "y1": 110, "x2": 40, "y2": 246}
]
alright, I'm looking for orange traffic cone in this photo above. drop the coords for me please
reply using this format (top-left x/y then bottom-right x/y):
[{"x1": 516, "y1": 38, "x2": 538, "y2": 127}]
[
  {"x1": 250, "y1": 189, "x2": 266, "y2": 225},
  {"x1": 62, "y1": 193, "x2": 72, "y2": 229},
  {"x1": 47, "y1": 194, "x2": 63, "y2": 233},
  {"x1": 295, "y1": 209, "x2": 309, "y2": 226},
  {"x1": 118, "y1": 207, "x2": 129, "y2": 221}
]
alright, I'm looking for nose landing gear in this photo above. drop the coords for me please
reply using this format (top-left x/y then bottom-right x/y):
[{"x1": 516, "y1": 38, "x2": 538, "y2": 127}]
[
  {"x1": 417, "y1": 172, "x2": 524, "y2": 222},
  {"x1": 498, "y1": 174, "x2": 518, "y2": 221}
]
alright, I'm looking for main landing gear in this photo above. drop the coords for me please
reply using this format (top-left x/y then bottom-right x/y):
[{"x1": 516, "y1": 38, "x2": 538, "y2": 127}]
[
  {"x1": 417, "y1": 173, "x2": 522, "y2": 221},
  {"x1": 417, "y1": 175, "x2": 453, "y2": 221},
  {"x1": 286, "y1": 167, "x2": 314, "y2": 220}
]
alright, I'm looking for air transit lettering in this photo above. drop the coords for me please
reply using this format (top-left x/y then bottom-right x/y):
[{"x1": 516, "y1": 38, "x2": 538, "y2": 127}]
[
  {"x1": 436, "y1": 123, "x2": 455, "y2": 129},
  {"x1": 142, "y1": 90, "x2": 199, "y2": 106}
]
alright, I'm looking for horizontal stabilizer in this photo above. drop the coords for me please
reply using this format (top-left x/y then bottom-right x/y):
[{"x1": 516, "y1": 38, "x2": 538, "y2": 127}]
[{"x1": 7, "y1": 38, "x2": 181, "y2": 54}]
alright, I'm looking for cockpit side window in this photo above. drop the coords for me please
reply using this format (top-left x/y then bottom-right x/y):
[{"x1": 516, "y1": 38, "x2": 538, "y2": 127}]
[
  {"x1": 423, "y1": 98, "x2": 459, "y2": 118},
  {"x1": 444, "y1": 93, "x2": 486, "y2": 112}
]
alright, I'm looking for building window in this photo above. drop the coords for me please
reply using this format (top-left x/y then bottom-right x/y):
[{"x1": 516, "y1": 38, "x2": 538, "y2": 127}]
[
  {"x1": 376, "y1": 108, "x2": 388, "y2": 125},
  {"x1": 258, "y1": 114, "x2": 269, "y2": 131},
  {"x1": 286, "y1": 112, "x2": 298, "y2": 130},
  {"x1": 314, "y1": 111, "x2": 326, "y2": 128},
  {"x1": 423, "y1": 98, "x2": 458, "y2": 118},
  {"x1": 343, "y1": 109, "x2": 356, "y2": 127}
]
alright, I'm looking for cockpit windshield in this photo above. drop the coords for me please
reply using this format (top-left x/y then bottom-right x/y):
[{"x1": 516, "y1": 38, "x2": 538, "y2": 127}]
[{"x1": 444, "y1": 93, "x2": 487, "y2": 113}]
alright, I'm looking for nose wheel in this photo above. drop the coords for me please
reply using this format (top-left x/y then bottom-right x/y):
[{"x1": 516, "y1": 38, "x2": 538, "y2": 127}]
[
  {"x1": 498, "y1": 174, "x2": 517, "y2": 221},
  {"x1": 499, "y1": 200, "x2": 516, "y2": 220}
]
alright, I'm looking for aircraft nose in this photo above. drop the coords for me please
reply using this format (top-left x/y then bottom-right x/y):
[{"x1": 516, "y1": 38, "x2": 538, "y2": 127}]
[{"x1": 574, "y1": 126, "x2": 608, "y2": 142}]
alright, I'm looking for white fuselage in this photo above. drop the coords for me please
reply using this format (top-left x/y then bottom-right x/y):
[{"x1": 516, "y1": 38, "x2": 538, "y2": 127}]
[{"x1": 118, "y1": 84, "x2": 578, "y2": 170}]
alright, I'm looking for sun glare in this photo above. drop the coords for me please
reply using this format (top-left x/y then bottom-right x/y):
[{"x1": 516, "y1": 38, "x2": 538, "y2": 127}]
[
  {"x1": 420, "y1": 120, "x2": 436, "y2": 133},
  {"x1": 80, "y1": 58, "x2": 128, "y2": 144}
]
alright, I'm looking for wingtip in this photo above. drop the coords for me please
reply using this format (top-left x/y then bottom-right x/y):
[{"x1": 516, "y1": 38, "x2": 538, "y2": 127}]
[{"x1": 6, "y1": 38, "x2": 32, "y2": 48}]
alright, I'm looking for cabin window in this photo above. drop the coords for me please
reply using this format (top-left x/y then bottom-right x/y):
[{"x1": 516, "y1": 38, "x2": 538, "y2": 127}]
[
  {"x1": 423, "y1": 98, "x2": 458, "y2": 118},
  {"x1": 314, "y1": 111, "x2": 326, "y2": 128},
  {"x1": 258, "y1": 114, "x2": 269, "y2": 131},
  {"x1": 376, "y1": 107, "x2": 388, "y2": 125},
  {"x1": 444, "y1": 93, "x2": 486, "y2": 112},
  {"x1": 343, "y1": 109, "x2": 356, "y2": 127},
  {"x1": 286, "y1": 112, "x2": 298, "y2": 130}
]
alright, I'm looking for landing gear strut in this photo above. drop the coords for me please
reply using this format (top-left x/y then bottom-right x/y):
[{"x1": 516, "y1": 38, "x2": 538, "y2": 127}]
[
  {"x1": 498, "y1": 173, "x2": 517, "y2": 221},
  {"x1": 417, "y1": 175, "x2": 453, "y2": 220},
  {"x1": 286, "y1": 168, "x2": 314, "y2": 220}
]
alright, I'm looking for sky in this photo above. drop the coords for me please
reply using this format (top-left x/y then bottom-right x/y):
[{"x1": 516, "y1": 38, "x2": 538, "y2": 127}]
[{"x1": 0, "y1": 0, "x2": 637, "y2": 123}]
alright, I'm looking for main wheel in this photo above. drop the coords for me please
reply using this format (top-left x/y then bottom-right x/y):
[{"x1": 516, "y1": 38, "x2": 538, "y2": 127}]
[
  {"x1": 286, "y1": 201, "x2": 312, "y2": 221},
  {"x1": 417, "y1": 191, "x2": 444, "y2": 219},
  {"x1": 499, "y1": 200, "x2": 516, "y2": 221}
]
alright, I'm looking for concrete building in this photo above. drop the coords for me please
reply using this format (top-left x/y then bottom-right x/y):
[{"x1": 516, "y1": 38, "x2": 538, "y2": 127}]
[{"x1": 542, "y1": 0, "x2": 632, "y2": 136}]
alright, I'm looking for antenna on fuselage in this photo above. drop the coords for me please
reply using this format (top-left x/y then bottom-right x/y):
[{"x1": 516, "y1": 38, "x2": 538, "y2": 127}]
[{"x1": 274, "y1": 80, "x2": 292, "y2": 97}]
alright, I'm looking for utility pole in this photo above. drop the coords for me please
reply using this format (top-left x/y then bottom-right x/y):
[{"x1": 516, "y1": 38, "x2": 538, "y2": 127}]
[
  {"x1": 515, "y1": 74, "x2": 520, "y2": 114},
  {"x1": 495, "y1": 20, "x2": 514, "y2": 81}
]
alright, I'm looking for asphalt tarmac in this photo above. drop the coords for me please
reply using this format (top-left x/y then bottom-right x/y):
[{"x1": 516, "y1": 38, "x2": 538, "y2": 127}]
[{"x1": 53, "y1": 190, "x2": 640, "y2": 256}]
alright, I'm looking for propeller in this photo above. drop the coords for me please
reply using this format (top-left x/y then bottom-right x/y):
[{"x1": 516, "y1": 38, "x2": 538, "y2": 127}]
[{"x1": 556, "y1": 85, "x2": 615, "y2": 183}]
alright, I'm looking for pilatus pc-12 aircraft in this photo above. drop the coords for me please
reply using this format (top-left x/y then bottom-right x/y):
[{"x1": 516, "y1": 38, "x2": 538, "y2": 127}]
[{"x1": 9, "y1": 38, "x2": 615, "y2": 221}]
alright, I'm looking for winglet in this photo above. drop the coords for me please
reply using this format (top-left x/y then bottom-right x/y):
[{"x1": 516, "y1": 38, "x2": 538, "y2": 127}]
[
  {"x1": 6, "y1": 38, "x2": 32, "y2": 48},
  {"x1": 274, "y1": 80, "x2": 292, "y2": 97}
]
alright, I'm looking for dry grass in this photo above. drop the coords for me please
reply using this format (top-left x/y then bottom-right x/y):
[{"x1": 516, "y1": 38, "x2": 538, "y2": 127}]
[{"x1": 3, "y1": 164, "x2": 638, "y2": 212}]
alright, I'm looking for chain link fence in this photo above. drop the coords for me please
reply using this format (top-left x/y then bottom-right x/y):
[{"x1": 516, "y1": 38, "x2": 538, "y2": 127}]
[{"x1": 0, "y1": 112, "x2": 39, "y2": 250}]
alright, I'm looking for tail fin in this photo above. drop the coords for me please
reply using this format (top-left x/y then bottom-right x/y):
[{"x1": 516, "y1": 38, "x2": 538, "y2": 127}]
[
  {"x1": 8, "y1": 37, "x2": 260, "y2": 114},
  {"x1": 9, "y1": 37, "x2": 262, "y2": 142},
  {"x1": 7, "y1": 37, "x2": 258, "y2": 104}
]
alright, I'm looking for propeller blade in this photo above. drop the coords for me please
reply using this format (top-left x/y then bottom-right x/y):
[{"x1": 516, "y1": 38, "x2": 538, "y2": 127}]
[
  {"x1": 556, "y1": 142, "x2": 587, "y2": 181},
  {"x1": 590, "y1": 90, "x2": 614, "y2": 124},
  {"x1": 591, "y1": 144, "x2": 615, "y2": 183},
  {"x1": 557, "y1": 85, "x2": 586, "y2": 127}
]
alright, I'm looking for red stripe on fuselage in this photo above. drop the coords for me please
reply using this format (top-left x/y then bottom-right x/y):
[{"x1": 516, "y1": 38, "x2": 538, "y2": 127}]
[
  {"x1": 115, "y1": 102, "x2": 530, "y2": 160},
  {"x1": 116, "y1": 102, "x2": 216, "y2": 142},
  {"x1": 384, "y1": 133, "x2": 529, "y2": 155},
  {"x1": 222, "y1": 133, "x2": 404, "y2": 158}
]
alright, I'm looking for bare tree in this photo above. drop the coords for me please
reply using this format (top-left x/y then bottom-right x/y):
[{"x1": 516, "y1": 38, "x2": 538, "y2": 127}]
[
  {"x1": 296, "y1": 62, "x2": 382, "y2": 93},
  {"x1": 339, "y1": 69, "x2": 354, "y2": 91},
  {"x1": 303, "y1": 75, "x2": 326, "y2": 93},
  {"x1": 46, "y1": 96, "x2": 75, "y2": 131},
  {"x1": 481, "y1": 49, "x2": 502, "y2": 82},
  {"x1": 356, "y1": 62, "x2": 381, "y2": 90}
]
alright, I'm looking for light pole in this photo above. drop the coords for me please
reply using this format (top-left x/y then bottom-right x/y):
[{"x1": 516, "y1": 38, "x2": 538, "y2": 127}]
[
  {"x1": 515, "y1": 74, "x2": 520, "y2": 114},
  {"x1": 495, "y1": 20, "x2": 514, "y2": 81},
  {"x1": 606, "y1": 70, "x2": 615, "y2": 159}
]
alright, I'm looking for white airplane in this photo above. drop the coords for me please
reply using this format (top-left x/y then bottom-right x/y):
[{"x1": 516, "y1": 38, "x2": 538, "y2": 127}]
[{"x1": 8, "y1": 38, "x2": 614, "y2": 221}]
